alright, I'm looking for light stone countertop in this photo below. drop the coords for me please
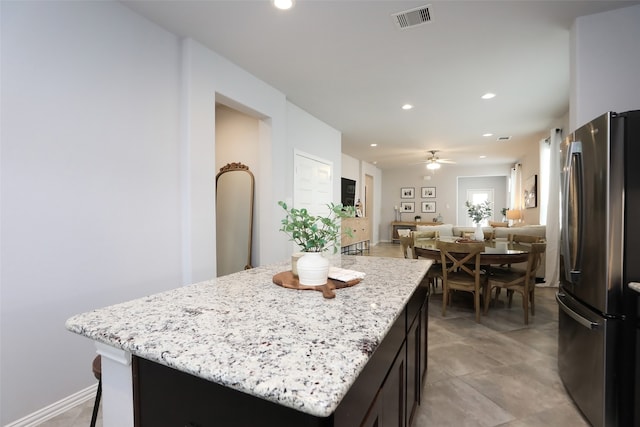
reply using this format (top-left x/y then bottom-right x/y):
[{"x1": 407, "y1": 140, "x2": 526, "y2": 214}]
[
  {"x1": 630, "y1": 282, "x2": 640, "y2": 294},
  {"x1": 66, "y1": 256, "x2": 432, "y2": 417}
]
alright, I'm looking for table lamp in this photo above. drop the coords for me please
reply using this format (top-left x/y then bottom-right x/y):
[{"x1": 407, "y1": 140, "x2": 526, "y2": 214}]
[{"x1": 506, "y1": 209, "x2": 522, "y2": 226}]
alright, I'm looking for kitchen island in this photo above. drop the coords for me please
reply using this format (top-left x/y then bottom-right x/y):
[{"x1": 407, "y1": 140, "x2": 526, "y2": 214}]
[{"x1": 66, "y1": 256, "x2": 432, "y2": 427}]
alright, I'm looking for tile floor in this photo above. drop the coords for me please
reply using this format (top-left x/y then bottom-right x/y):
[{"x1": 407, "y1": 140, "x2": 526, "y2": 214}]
[{"x1": 39, "y1": 242, "x2": 589, "y2": 427}]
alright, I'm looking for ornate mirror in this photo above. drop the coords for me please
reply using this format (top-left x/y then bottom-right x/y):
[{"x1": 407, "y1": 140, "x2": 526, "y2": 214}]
[{"x1": 215, "y1": 162, "x2": 254, "y2": 276}]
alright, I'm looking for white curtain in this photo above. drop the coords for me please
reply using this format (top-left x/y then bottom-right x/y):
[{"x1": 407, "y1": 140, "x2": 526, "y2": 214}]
[
  {"x1": 542, "y1": 128, "x2": 562, "y2": 287},
  {"x1": 510, "y1": 163, "x2": 522, "y2": 210}
]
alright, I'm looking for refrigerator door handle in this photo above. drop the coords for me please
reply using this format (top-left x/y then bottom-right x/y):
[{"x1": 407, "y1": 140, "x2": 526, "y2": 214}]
[
  {"x1": 561, "y1": 140, "x2": 584, "y2": 284},
  {"x1": 556, "y1": 292, "x2": 599, "y2": 330}
]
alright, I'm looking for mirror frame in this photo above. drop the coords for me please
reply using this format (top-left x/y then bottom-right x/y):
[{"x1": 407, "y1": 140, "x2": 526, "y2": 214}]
[{"x1": 215, "y1": 162, "x2": 255, "y2": 271}]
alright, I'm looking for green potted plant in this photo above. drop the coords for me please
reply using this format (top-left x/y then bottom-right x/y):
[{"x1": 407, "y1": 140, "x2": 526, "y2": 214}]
[
  {"x1": 465, "y1": 200, "x2": 492, "y2": 240},
  {"x1": 278, "y1": 201, "x2": 353, "y2": 285}
]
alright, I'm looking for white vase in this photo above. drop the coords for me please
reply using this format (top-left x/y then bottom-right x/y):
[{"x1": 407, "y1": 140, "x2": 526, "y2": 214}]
[
  {"x1": 297, "y1": 252, "x2": 330, "y2": 285},
  {"x1": 474, "y1": 223, "x2": 484, "y2": 241}
]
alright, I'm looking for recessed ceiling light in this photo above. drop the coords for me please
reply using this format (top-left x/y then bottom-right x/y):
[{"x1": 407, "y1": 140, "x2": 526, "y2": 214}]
[
  {"x1": 481, "y1": 93, "x2": 496, "y2": 100},
  {"x1": 401, "y1": 104, "x2": 413, "y2": 110},
  {"x1": 479, "y1": 155, "x2": 487, "y2": 159},
  {"x1": 482, "y1": 133, "x2": 493, "y2": 137},
  {"x1": 370, "y1": 143, "x2": 377, "y2": 147},
  {"x1": 272, "y1": 0, "x2": 294, "y2": 10}
]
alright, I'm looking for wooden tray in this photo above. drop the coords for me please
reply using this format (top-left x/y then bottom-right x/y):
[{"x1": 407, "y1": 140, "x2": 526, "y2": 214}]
[{"x1": 272, "y1": 271, "x2": 361, "y2": 299}]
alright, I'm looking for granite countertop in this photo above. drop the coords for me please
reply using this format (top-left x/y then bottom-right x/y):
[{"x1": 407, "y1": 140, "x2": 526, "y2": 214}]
[
  {"x1": 630, "y1": 282, "x2": 640, "y2": 294},
  {"x1": 66, "y1": 256, "x2": 431, "y2": 418}
]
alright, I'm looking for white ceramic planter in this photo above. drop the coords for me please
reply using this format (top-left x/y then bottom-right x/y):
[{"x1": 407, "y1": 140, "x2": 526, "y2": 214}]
[{"x1": 296, "y1": 252, "x2": 330, "y2": 285}]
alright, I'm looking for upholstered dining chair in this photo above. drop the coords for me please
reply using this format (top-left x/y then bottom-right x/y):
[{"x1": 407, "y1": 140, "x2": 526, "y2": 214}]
[
  {"x1": 484, "y1": 242, "x2": 546, "y2": 324},
  {"x1": 437, "y1": 241, "x2": 487, "y2": 323}
]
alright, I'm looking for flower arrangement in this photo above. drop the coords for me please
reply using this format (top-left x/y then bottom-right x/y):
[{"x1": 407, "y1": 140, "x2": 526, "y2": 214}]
[
  {"x1": 278, "y1": 201, "x2": 353, "y2": 253},
  {"x1": 465, "y1": 200, "x2": 492, "y2": 224}
]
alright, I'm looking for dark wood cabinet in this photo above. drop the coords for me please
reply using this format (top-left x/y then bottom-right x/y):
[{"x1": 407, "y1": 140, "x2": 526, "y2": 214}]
[
  {"x1": 382, "y1": 342, "x2": 406, "y2": 427},
  {"x1": 134, "y1": 280, "x2": 430, "y2": 427},
  {"x1": 406, "y1": 313, "x2": 420, "y2": 425}
]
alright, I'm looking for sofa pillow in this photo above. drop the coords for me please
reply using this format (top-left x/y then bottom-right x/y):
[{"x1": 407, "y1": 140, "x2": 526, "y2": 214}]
[
  {"x1": 489, "y1": 221, "x2": 509, "y2": 228},
  {"x1": 417, "y1": 224, "x2": 454, "y2": 237}
]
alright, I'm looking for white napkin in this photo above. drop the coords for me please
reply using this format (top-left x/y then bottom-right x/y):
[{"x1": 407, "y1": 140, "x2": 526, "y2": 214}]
[{"x1": 328, "y1": 266, "x2": 366, "y2": 282}]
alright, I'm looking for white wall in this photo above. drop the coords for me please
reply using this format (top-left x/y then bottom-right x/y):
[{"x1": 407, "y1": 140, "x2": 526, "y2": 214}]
[
  {"x1": 1, "y1": 2, "x2": 183, "y2": 423},
  {"x1": 570, "y1": 4, "x2": 640, "y2": 130},
  {"x1": 286, "y1": 102, "x2": 342, "y2": 205},
  {"x1": 1, "y1": 2, "x2": 344, "y2": 424},
  {"x1": 341, "y1": 154, "x2": 360, "y2": 192}
]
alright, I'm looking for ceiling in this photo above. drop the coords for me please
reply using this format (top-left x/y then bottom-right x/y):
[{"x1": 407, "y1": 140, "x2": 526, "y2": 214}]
[{"x1": 122, "y1": 0, "x2": 639, "y2": 170}]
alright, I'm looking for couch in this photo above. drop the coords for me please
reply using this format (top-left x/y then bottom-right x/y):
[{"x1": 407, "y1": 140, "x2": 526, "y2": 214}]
[{"x1": 411, "y1": 223, "x2": 547, "y2": 279}]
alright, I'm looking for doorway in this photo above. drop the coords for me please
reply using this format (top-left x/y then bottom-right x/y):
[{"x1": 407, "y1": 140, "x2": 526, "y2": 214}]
[
  {"x1": 465, "y1": 189, "x2": 494, "y2": 226},
  {"x1": 293, "y1": 151, "x2": 333, "y2": 218},
  {"x1": 457, "y1": 176, "x2": 507, "y2": 226}
]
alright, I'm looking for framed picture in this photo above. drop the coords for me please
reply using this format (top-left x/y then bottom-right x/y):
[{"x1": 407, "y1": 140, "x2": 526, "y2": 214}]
[
  {"x1": 400, "y1": 202, "x2": 415, "y2": 213},
  {"x1": 400, "y1": 187, "x2": 415, "y2": 199},
  {"x1": 421, "y1": 201, "x2": 436, "y2": 213},
  {"x1": 524, "y1": 175, "x2": 537, "y2": 208},
  {"x1": 421, "y1": 187, "x2": 436, "y2": 198}
]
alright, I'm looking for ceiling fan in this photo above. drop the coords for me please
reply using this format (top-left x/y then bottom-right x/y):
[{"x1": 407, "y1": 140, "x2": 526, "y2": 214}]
[{"x1": 414, "y1": 150, "x2": 456, "y2": 170}]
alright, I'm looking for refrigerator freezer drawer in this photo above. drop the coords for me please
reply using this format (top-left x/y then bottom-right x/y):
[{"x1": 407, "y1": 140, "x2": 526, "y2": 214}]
[{"x1": 557, "y1": 291, "x2": 619, "y2": 427}]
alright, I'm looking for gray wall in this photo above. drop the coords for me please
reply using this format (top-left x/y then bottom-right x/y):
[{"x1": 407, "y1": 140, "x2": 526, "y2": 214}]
[{"x1": 381, "y1": 163, "x2": 512, "y2": 241}]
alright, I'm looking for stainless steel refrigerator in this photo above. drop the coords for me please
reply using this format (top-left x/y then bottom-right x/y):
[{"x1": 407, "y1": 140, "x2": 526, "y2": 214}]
[{"x1": 557, "y1": 110, "x2": 640, "y2": 427}]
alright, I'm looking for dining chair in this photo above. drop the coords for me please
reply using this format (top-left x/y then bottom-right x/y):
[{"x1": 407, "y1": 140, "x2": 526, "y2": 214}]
[
  {"x1": 483, "y1": 230, "x2": 496, "y2": 241},
  {"x1": 484, "y1": 242, "x2": 546, "y2": 324},
  {"x1": 399, "y1": 235, "x2": 415, "y2": 259},
  {"x1": 508, "y1": 233, "x2": 543, "y2": 243},
  {"x1": 413, "y1": 230, "x2": 439, "y2": 243},
  {"x1": 437, "y1": 241, "x2": 487, "y2": 323},
  {"x1": 460, "y1": 230, "x2": 494, "y2": 241},
  {"x1": 495, "y1": 233, "x2": 543, "y2": 269},
  {"x1": 401, "y1": 234, "x2": 442, "y2": 293}
]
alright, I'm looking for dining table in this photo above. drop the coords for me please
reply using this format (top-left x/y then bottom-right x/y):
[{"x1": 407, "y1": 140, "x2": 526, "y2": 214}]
[{"x1": 413, "y1": 237, "x2": 531, "y2": 265}]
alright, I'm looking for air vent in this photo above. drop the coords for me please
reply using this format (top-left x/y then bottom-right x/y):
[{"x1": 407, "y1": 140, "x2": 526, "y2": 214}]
[
  {"x1": 391, "y1": 5, "x2": 432, "y2": 30},
  {"x1": 497, "y1": 136, "x2": 512, "y2": 141}
]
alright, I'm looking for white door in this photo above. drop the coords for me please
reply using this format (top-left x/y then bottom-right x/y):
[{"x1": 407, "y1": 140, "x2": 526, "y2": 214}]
[
  {"x1": 465, "y1": 189, "x2": 494, "y2": 226},
  {"x1": 294, "y1": 152, "x2": 333, "y2": 218}
]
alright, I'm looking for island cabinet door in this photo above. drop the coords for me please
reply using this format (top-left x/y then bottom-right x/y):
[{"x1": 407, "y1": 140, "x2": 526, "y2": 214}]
[
  {"x1": 406, "y1": 311, "x2": 421, "y2": 426},
  {"x1": 381, "y1": 342, "x2": 407, "y2": 427},
  {"x1": 420, "y1": 301, "x2": 428, "y2": 385},
  {"x1": 359, "y1": 389, "x2": 383, "y2": 427}
]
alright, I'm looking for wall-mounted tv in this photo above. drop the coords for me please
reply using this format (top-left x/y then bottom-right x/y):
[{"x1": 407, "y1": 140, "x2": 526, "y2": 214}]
[{"x1": 341, "y1": 178, "x2": 356, "y2": 207}]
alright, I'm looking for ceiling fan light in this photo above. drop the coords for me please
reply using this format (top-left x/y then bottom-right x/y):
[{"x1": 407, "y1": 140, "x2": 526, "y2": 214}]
[
  {"x1": 273, "y1": 0, "x2": 294, "y2": 10},
  {"x1": 426, "y1": 162, "x2": 440, "y2": 170}
]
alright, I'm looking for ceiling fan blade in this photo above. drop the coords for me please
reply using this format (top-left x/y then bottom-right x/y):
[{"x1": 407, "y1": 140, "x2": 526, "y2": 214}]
[{"x1": 437, "y1": 159, "x2": 456, "y2": 164}]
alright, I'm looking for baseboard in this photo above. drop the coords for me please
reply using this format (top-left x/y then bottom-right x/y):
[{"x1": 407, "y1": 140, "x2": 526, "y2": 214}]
[{"x1": 5, "y1": 383, "x2": 97, "y2": 427}]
